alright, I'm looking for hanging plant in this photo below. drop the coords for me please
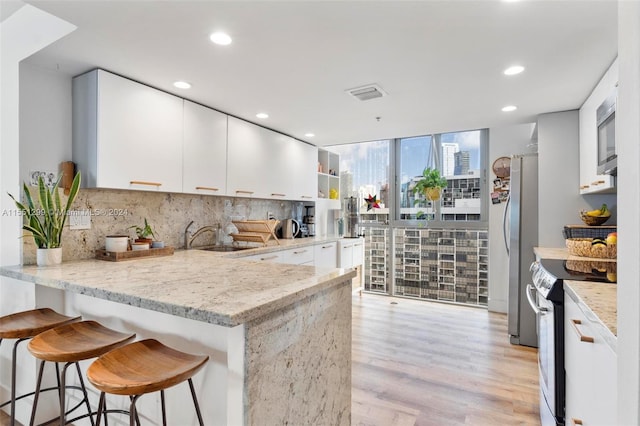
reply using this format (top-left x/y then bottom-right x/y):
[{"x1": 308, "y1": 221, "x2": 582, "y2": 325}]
[{"x1": 413, "y1": 167, "x2": 448, "y2": 201}]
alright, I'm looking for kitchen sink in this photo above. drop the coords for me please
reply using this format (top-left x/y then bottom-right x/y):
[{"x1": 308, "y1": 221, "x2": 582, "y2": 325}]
[{"x1": 197, "y1": 245, "x2": 253, "y2": 252}]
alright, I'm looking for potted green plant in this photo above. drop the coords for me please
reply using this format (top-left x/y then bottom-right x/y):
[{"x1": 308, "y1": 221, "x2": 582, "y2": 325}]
[
  {"x1": 8, "y1": 172, "x2": 81, "y2": 266},
  {"x1": 413, "y1": 167, "x2": 448, "y2": 201},
  {"x1": 130, "y1": 218, "x2": 156, "y2": 244}
]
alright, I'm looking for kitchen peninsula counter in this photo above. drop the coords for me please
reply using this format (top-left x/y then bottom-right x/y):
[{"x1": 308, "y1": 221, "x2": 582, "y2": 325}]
[
  {"x1": 0, "y1": 250, "x2": 354, "y2": 425},
  {"x1": 0, "y1": 249, "x2": 354, "y2": 327}
]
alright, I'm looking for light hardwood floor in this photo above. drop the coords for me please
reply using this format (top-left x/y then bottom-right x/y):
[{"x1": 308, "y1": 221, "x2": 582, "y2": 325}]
[
  {"x1": 2, "y1": 293, "x2": 540, "y2": 426},
  {"x1": 352, "y1": 293, "x2": 540, "y2": 426}
]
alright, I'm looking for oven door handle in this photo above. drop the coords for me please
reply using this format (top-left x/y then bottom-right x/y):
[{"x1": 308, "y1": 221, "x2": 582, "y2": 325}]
[{"x1": 526, "y1": 284, "x2": 548, "y2": 314}]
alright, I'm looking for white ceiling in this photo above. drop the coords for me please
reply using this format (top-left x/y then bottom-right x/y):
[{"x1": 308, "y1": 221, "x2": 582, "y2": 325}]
[{"x1": 16, "y1": 0, "x2": 617, "y2": 146}]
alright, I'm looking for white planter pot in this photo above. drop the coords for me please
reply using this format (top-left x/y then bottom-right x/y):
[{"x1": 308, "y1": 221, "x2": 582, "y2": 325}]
[{"x1": 36, "y1": 248, "x2": 62, "y2": 266}]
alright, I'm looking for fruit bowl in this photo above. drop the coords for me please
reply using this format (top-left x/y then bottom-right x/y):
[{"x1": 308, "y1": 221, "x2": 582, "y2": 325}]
[{"x1": 580, "y1": 211, "x2": 610, "y2": 226}]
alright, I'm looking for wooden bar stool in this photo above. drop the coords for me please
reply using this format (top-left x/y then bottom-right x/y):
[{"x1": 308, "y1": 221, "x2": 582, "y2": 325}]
[
  {"x1": 0, "y1": 308, "x2": 80, "y2": 426},
  {"x1": 27, "y1": 320, "x2": 135, "y2": 426},
  {"x1": 86, "y1": 339, "x2": 209, "y2": 426}
]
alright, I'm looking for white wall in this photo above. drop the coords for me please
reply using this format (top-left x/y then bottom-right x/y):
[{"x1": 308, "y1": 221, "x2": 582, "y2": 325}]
[
  {"x1": 19, "y1": 62, "x2": 73, "y2": 185},
  {"x1": 0, "y1": 5, "x2": 76, "y2": 422},
  {"x1": 487, "y1": 123, "x2": 535, "y2": 313},
  {"x1": 537, "y1": 110, "x2": 612, "y2": 247},
  {"x1": 616, "y1": 1, "x2": 640, "y2": 423}
]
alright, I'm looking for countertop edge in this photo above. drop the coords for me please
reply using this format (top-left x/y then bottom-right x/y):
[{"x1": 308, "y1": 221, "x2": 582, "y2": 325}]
[
  {"x1": 564, "y1": 280, "x2": 617, "y2": 353},
  {"x1": 0, "y1": 259, "x2": 356, "y2": 328}
]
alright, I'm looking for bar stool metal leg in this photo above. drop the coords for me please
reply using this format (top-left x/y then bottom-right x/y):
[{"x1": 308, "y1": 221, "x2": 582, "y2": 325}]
[
  {"x1": 10, "y1": 337, "x2": 29, "y2": 426},
  {"x1": 128, "y1": 395, "x2": 142, "y2": 426},
  {"x1": 188, "y1": 378, "x2": 205, "y2": 426}
]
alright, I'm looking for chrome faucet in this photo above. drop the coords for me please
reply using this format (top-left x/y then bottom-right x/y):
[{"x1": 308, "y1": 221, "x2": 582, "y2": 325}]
[{"x1": 184, "y1": 221, "x2": 218, "y2": 249}]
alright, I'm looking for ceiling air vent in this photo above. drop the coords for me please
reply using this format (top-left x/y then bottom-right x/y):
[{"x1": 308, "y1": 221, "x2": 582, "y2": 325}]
[{"x1": 346, "y1": 84, "x2": 387, "y2": 101}]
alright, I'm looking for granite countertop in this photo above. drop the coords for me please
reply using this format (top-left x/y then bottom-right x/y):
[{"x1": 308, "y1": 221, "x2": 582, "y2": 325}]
[
  {"x1": 533, "y1": 246, "x2": 616, "y2": 262},
  {"x1": 0, "y1": 249, "x2": 355, "y2": 328},
  {"x1": 535, "y1": 246, "x2": 617, "y2": 351},
  {"x1": 564, "y1": 280, "x2": 617, "y2": 351}
]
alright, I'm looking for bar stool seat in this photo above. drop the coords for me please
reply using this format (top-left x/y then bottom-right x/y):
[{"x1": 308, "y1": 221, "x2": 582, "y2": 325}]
[
  {"x1": 0, "y1": 308, "x2": 80, "y2": 426},
  {"x1": 28, "y1": 320, "x2": 135, "y2": 426},
  {"x1": 87, "y1": 339, "x2": 209, "y2": 426}
]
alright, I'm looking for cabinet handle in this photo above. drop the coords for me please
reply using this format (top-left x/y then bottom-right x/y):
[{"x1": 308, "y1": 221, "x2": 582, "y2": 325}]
[
  {"x1": 591, "y1": 180, "x2": 605, "y2": 185},
  {"x1": 293, "y1": 250, "x2": 308, "y2": 255},
  {"x1": 301, "y1": 195, "x2": 313, "y2": 199},
  {"x1": 130, "y1": 180, "x2": 162, "y2": 187},
  {"x1": 343, "y1": 244, "x2": 353, "y2": 248},
  {"x1": 572, "y1": 418, "x2": 584, "y2": 425},
  {"x1": 579, "y1": 185, "x2": 590, "y2": 189},
  {"x1": 236, "y1": 190, "x2": 254, "y2": 195},
  {"x1": 260, "y1": 255, "x2": 279, "y2": 261},
  {"x1": 321, "y1": 245, "x2": 333, "y2": 249},
  {"x1": 271, "y1": 193, "x2": 286, "y2": 197},
  {"x1": 570, "y1": 319, "x2": 595, "y2": 343},
  {"x1": 195, "y1": 186, "x2": 219, "y2": 191}
]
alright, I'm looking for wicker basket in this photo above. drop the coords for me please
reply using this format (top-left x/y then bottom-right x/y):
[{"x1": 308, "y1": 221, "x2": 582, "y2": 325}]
[
  {"x1": 565, "y1": 238, "x2": 617, "y2": 259},
  {"x1": 580, "y1": 211, "x2": 610, "y2": 226}
]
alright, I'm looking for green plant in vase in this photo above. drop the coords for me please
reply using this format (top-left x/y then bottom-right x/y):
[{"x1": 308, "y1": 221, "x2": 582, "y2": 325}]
[
  {"x1": 130, "y1": 218, "x2": 156, "y2": 243},
  {"x1": 7, "y1": 172, "x2": 81, "y2": 266}
]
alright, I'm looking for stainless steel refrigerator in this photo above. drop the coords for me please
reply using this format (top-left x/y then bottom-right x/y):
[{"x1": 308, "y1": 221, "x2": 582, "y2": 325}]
[{"x1": 504, "y1": 153, "x2": 538, "y2": 347}]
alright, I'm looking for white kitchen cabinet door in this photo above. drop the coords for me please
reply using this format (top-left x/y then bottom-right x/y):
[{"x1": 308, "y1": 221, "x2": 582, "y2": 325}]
[
  {"x1": 227, "y1": 117, "x2": 292, "y2": 199},
  {"x1": 564, "y1": 291, "x2": 617, "y2": 425},
  {"x1": 280, "y1": 246, "x2": 314, "y2": 265},
  {"x1": 578, "y1": 59, "x2": 617, "y2": 195},
  {"x1": 243, "y1": 251, "x2": 283, "y2": 263},
  {"x1": 74, "y1": 69, "x2": 184, "y2": 192},
  {"x1": 183, "y1": 101, "x2": 227, "y2": 195},
  {"x1": 338, "y1": 240, "x2": 355, "y2": 268},
  {"x1": 287, "y1": 140, "x2": 317, "y2": 201},
  {"x1": 338, "y1": 238, "x2": 364, "y2": 268},
  {"x1": 314, "y1": 242, "x2": 337, "y2": 268}
]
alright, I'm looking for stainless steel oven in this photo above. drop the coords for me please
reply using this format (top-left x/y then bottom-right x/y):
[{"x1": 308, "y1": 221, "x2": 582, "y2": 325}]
[
  {"x1": 528, "y1": 262, "x2": 564, "y2": 426},
  {"x1": 529, "y1": 258, "x2": 615, "y2": 426}
]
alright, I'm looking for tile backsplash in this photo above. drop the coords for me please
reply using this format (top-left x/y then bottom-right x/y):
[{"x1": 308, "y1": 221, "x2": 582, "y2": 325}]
[{"x1": 21, "y1": 188, "x2": 301, "y2": 264}]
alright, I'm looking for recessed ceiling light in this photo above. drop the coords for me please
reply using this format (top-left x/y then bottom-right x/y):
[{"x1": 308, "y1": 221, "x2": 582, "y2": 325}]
[
  {"x1": 256, "y1": 113, "x2": 269, "y2": 119},
  {"x1": 173, "y1": 81, "x2": 191, "y2": 89},
  {"x1": 504, "y1": 65, "x2": 525, "y2": 76},
  {"x1": 502, "y1": 105, "x2": 517, "y2": 112},
  {"x1": 305, "y1": 133, "x2": 315, "y2": 138},
  {"x1": 210, "y1": 32, "x2": 232, "y2": 45}
]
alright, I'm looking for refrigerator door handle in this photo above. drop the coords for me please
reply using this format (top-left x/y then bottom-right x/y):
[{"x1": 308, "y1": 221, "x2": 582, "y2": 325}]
[{"x1": 503, "y1": 194, "x2": 511, "y2": 256}]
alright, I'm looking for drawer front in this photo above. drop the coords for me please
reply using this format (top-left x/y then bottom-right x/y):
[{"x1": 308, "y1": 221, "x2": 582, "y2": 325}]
[{"x1": 281, "y1": 247, "x2": 314, "y2": 265}]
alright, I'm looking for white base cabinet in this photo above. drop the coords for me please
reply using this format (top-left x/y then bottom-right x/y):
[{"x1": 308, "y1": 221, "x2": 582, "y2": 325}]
[
  {"x1": 314, "y1": 242, "x2": 338, "y2": 268},
  {"x1": 338, "y1": 238, "x2": 365, "y2": 291},
  {"x1": 564, "y1": 290, "x2": 617, "y2": 426}
]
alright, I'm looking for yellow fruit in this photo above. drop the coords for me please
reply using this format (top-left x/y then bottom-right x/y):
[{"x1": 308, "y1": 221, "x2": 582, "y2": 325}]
[
  {"x1": 606, "y1": 272, "x2": 617, "y2": 282},
  {"x1": 606, "y1": 232, "x2": 617, "y2": 245}
]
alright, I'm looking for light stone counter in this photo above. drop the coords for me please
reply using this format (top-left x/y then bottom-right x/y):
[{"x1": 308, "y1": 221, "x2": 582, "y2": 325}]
[
  {"x1": 534, "y1": 246, "x2": 616, "y2": 262},
  {"x1": 0, "y1": 249, "x2": 354, "y2": 327},
  {"x1": 564, "y1": 280, "x2": 617, "y2": 352},
  {"x1": 0, "y1": 249, "x2": 354, "y2": 425}
]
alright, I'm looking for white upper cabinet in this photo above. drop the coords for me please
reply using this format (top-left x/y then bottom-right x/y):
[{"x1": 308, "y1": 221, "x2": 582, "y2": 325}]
[
  {"x1": 183, "y1": 101, "x2": 227, "y2": 195},
  {"x1": 579, "y1": 59, "x2": 617, "y2": 194},
  {"x1": 227, "y1": 116, "x2": 317, "y2": 200},
  {"x1": 73, "y1": 69, "x2": 183, "y2": 192},
  {"x1": 227, "y1": 116, "x2": 277, "y2": 198},
  {"x1": 287, "y1": 139, "x2": 317, "y2": 201}
]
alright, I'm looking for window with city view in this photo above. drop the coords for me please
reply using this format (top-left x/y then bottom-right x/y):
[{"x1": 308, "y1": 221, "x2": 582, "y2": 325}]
[
  {"x1": 328, "y1": 129, "x2": 489, "y2": 307},
  {"x1": 401, "y1": 130, "x2": 484, "y2": 222}
]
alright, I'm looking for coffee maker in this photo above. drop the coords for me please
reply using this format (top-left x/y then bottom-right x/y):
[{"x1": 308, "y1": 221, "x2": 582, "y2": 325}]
[
  {"x1": 344, "y1": 197, "x2": 360, "y2": 238},
  {"x1": 303, "y1": 206, "x2": 315, "y2": 237}
]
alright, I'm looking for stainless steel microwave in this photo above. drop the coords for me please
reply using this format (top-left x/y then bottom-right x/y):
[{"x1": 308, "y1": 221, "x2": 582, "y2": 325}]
[{"x1": 596, "y1": 87, "x2": 617, "y2": 175}]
